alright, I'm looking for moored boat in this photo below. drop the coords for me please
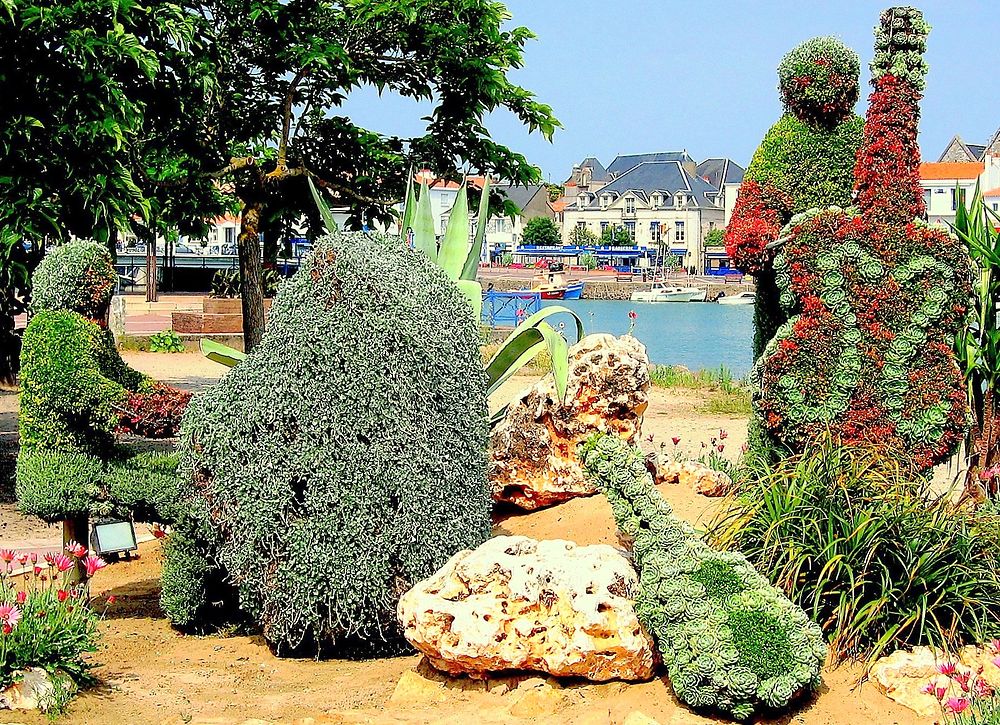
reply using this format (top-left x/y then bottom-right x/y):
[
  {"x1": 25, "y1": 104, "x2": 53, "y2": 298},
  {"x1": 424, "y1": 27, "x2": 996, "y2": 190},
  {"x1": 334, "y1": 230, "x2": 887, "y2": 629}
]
[
  {"x1": 716, "y1": 290, "x2": 755, "y2": 305},
  {"x1": 630, "y1": 282, "x2": 705, "y2": 303}
]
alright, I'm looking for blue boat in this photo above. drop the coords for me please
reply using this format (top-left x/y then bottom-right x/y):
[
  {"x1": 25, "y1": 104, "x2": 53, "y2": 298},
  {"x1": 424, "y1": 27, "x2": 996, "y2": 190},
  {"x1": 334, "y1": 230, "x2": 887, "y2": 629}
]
[{"x1": 563, "y1": 280, "x2": 585, "y2": 300}]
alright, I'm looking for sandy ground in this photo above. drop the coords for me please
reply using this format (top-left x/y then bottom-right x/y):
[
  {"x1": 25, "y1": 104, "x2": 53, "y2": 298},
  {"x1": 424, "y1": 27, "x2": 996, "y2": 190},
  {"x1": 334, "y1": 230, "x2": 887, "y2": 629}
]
[{"x1": 0, "y1": 352, "x2": 923, "y2": 724}]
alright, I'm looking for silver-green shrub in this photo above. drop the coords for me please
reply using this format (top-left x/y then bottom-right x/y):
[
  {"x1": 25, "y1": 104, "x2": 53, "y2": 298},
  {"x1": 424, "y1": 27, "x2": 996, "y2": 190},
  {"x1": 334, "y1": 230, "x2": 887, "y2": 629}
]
[
  {"x1": 30, "y1": 241, "x2": 117, "y2": 319},
  {"x1": 581, "y1": 434, "x2": 826, "y2": 720},
  {"x1": 168, "y1": 231, "x2": 490, "y2": 653}
]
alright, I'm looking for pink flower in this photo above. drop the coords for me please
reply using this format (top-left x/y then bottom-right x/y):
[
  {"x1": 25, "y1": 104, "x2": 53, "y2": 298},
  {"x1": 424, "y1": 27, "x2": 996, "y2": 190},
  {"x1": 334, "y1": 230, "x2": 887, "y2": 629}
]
[
  {"x1": 671, "y1": 436, "x2": 681, "y2": 446},
  {"x1": 946, "y1": 697, "x2": 970, "y2": 714},
  {"x1": 719, "y1": 429, "x2": 728, "y2": 440},
  {"x1": 53, "y1": 554, "x2": 74, "y2": 573},
  {"x1": 29, "y1": 553, "x2": 36, "y2": 565},
  {"x1": 17, "y1": 555, "x2": 27, "y2": 566},
  {"x1": 65, "y1": 541, "x2": 86, "y2": 558},
  {"x1": 938, "y1": 662, "x2": 957, "y2": 676},
  {"x1": 954, "y1": 670, "x2": 971, "y2": 692},
  {"x1": 33, "y1": 566, "x2": 42, "y2": 577},
  {"x1": 992, "y1": 655, "x2": 1000, "y2": 669},
  {"x1": 83, "y1": 556, "x2": 107, "y2": 577},
  {"x1": 0, "y1": 550, "x2": 14, "y2": 564},
  {"x1": 990, "y1": 639, "x2": 1000, "y2": 654},
  {"x1": 973, "y1": 676, "x2": 993, "y2": 698},
  {"x1": 43, "y1": 553, "x2": 56, "y2": 567},
  {"x1": 0, "y1": 604, "x2": 21, "y2": 629},
  {"x1": 628, "y1": 310, "x2": 637, "y2": 320},
  {"x1": 920, "y1": 681, "x2": 936, "y2": 695},
  {"x1": 15, "y1": 591, "x2": 26, "y2": 605}
]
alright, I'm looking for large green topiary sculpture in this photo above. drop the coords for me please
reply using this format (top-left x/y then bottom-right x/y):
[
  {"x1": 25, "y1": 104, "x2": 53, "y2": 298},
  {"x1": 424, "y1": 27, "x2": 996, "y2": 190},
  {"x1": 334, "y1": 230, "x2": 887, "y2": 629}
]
[
  {"x1": 16, "y1": 241, "x2": 190, "y2": 524},
  {"x1": 167, "y1": 230, "x2": 490, "y2": 654},
  {"x1": 725, "y1": 37, "x2": 864, "y2": 360},
  {"x1": 752, "y1": 7, "x2": 971, "y2": 473},
  {"x1": 582, "y1": 434, "x2": 826, "y2": 721}
]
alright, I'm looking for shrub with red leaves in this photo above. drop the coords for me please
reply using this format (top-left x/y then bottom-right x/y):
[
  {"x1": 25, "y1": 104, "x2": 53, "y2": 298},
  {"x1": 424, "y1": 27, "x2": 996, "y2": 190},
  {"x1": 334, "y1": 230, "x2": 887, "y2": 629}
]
[{"x1": 118, "y1": 383, "x2": 192, "y2": 438}]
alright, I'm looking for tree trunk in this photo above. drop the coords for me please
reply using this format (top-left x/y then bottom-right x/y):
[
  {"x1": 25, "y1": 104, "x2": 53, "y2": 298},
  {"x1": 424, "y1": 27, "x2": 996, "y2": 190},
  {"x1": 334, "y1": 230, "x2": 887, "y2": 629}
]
[
  {"x1": 145, "y1": 225, "x2": 158, "y2": 303},
  {"x1": 238, "y1": 200, "x2": 266, "y2": 351}
]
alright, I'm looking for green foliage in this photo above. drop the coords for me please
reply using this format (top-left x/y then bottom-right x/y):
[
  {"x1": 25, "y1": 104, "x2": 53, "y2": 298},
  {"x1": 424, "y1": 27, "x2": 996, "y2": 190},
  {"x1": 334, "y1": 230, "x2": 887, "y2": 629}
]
[
  {"x1": 522, "y1": 216, "x2": 561, "y2": 247},
  {"x1": 601, "y1": 224, "x2": 634, "y2": 246},
  {"x1": 0, "y1": 231, "x2": 35, "y2": 383},
  {"x1": 210, "y1": 268, "x2": 281, "y2": 299},
  {"x1": 500, "y1": 252, "x2": 514, "y2": 266},
  {"x1": 103, "y1": 451, "x2": 183, "y2": 524},
  {"x1": 777, "y1": 37, "x2": 860, "y2": 126},
  {"x1": 569, "y1": 225, "x2": 598, "y2": 246},
  {"x1": 708, "y1": 438, "x2": 1000, "y2": 661},
  {"x1": 649, "y1": 365, "x2": 741, "y2": 394},
  {"x1": 159, "y1": 531, "x2": 214, "y2": 629},
  {"x1": 745, "y1": 114, "x2": 863, "y2": 214},
  {"x1": 171, "y1": 230, "x2": 492, "y2": 653},
  {"x1": 579, "y1": 252, "x2": 598, "y2": 270},
  {"x1": 18, "y1": 311, "x2": 143, "y2": 453},
  {"x1": 870, "y1": 6, "x2": 930, "y2": 89},
  {"x1": 704, "y1": 228, "x2": 725, "y2": 247},
  {"x1": 15, "y1": 450, "x2": 102, "y2": 522},
  {"x1": 148, "y1": 330, "x2": 185, "y2": 353},
  {"x1": 582, "y1": 434, "x2": 825, "y2": 720},
  {"x1": 30, "y1": 242, "x2": 117, "y2": 319}
]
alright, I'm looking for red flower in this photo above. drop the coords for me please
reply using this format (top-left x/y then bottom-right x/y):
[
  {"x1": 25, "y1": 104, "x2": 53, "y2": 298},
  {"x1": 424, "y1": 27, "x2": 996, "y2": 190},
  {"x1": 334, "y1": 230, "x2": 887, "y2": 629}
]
[
  {"x1": 0, "y1": 550, "x2": 14, "y2": 564},
  {"x1": 671, "y1": 437, "x2": 681, "y2": 446},
  {"x1": 57, "y1": 590, "x2": 69, "y2": 603},
  {"x1": 628, "y1": 310, "x2": 637, "y2": 320},
  {"x1": 107, "y1": 595, "x2": 117, "y2": 605},
  {"x1": 84, "y1": 556, "x2": 108, "y2": 577},
  {"x1": 15, "y1": 591, "x2": 26, "y2": 605},
  {"x1": 946, "y1": 697, "x2": 970, "y2": 714},
  {"x1": 53, "y1": 554, "x2": 74, "y2": 573},
  {"x1": 65, "y1": 541, "x2": 86, "y2": 558},
  {"x1": 938, "y1": 662, "x2": 957, "y2": 676}
]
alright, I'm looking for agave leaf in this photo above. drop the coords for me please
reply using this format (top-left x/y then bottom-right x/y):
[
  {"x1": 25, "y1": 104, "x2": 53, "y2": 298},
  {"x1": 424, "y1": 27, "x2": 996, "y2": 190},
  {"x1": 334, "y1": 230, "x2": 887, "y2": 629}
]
[
  {"x1": 307, "y1": 177, "x2": 338, "y2": 234},
  {"x1": 412, "y1": 177, "x2": 437, "y2": 260},
  {"x1": 438, "y1": 183, "x2": 469, "y2": 279},
  {"x1": 515, "y1": 305, "x2": 584, "y2": 344},
  {"x1": 485, "y1": 320, "x2": 571, "y2": 401},
  {"x1": 455, "y1": 279, "x2": 482, "y2": 322},
  {"x1": 462, "y1": 176, "x2": 491, "y2": 281},
  {"x1": 400, "y1": 168, "x2": 415, "y2": 239},
  {"x1": 201, "y1": 338, "x2": 247, "y2": 368}
]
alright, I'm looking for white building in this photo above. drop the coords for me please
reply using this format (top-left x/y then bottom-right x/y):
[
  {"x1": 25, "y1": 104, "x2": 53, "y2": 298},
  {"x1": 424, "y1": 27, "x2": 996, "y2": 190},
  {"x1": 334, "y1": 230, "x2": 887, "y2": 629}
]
[
  {"x1": 920, "y1": 128, "x2": 1000, "y2": 226},
  {"x1": 562, "y1": 152, "x2": 743, "y2": 273}
]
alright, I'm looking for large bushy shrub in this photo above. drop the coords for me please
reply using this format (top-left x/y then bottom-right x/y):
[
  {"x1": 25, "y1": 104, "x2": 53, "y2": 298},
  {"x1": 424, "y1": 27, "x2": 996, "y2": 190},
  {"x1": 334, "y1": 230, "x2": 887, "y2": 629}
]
[
  {"x1": 708, "y1": 438, "x2": 1000, "y2": 661},
  {"x1": 30, "y1": 241, "x2": 116, "y2": 319},
  {"x1": 168, "y1": 231, "x2": 490, "y2": 654},
  {"x1": 753, "y1": 7, "x2": 970, "y2": 472},
  {"x1": 582, "y1": 434, "x2": 825, "y2": 721}
]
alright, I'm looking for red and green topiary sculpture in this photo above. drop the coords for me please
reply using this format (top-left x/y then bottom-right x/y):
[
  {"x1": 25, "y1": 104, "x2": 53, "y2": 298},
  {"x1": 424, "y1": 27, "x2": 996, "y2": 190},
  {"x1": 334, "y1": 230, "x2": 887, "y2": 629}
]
[
  {"x1": 751, "y1": 7, "x2": 971, "y2": 473},
  {"x1": 726, "y1": 37, "x2": 865, "y2": 358}
]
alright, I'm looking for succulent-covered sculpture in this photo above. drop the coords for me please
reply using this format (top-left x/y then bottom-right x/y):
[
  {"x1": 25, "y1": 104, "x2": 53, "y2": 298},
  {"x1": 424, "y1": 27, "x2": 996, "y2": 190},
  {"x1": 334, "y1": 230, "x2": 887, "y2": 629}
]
[
  {"x1": 752, "y1": 7, "x2": 971, "y2": 472},
  {"x1": 17, "y1": 241, "x2": 189, "y2": 523},
  {"x1": 167, "y1": 230, "x2": 490, "y2": 654},
  {"x1": 581, "y1": 434, "x2": 825, "y2": 720},
  {"x1": 726, "y1": 37, "x2": 864, "y2": 358}
]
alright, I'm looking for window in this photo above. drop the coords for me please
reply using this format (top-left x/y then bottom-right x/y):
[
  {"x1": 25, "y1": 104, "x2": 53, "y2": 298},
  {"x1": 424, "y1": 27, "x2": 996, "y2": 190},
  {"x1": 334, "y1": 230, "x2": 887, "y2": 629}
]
[
  {"x1": 577, "y1": 221, "x2": 587, "y2": 230},
  {"x1": 625, "y1": 221, "x2": 636, "y2": 241},
  {"x1": 650, "y1": 221, "x2": 661, "y2": 243},
  {"x1": 625, "y1": 197, "x2": 635, "y2": 215},
  {"x1": 600, "y1": 221, "x2": 609, "y2": 236},
  {"x1": 675, "y1": 221, "x2": 685, "y2": 242},
  {"x1": 952, "y1": 187, "x2": 967, "y2": 211},
  {"x1": 600, "y1": 195, "x2": 610, "y2": 209},
  {"x1": 923, "y1": 189, "x2": 931, "y2": 210},
  {"x1": 224, "y1": 226, "x2": 236, "y2": 245},
  {"x1": 994, "y1": 203, "x2": 999, "y2": 212},
  {"x1": 708, "y1": 221, "x2": 716, "y2": 231},
  {"x1": 652, "y1": 194, "x2": 661, "y2": 208}
]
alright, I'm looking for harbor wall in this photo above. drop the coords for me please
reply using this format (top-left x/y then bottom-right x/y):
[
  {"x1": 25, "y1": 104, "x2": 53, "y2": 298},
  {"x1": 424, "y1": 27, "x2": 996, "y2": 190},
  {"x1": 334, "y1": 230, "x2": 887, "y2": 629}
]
[{"x1": 480, "y1": 275, "x2": 754, "y2": 301}]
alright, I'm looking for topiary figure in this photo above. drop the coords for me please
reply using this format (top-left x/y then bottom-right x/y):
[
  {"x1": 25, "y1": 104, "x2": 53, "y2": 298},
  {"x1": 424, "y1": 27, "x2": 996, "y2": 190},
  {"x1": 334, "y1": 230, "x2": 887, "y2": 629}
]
[
  {"x1": 16, "y1": 241, "x2": 190, "y2": 526},
  {"x1": 581, "y1": 434, "x2": 825, "y2": 721},
  {"x1": 166, "y1": 230, "x2": 490, "y2": 654},
  {"x1": 726, "y1": 37, "x2": 864, "y2": 359},
  {"x1": 30, "y1": 241, "x2": 118, "y2": 321},
  {"x1": 753, "y1": 7, "x2": 971, "y2": 473}
]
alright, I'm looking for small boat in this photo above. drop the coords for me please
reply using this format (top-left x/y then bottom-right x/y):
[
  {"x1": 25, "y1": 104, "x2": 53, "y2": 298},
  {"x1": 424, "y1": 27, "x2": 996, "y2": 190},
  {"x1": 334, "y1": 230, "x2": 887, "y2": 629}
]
[
  {"x1": 717, "y1": 291, "x2": 755, "y2": 305},
  {"x1": 630, "y1": 281, "x2": 706, "y2": 303},
  {"x1": 563, "y1": 280, "x2": 585, "y2": 300},
  {"x1": 520, "y1": 263, "x2": 583, "y2": 301}
]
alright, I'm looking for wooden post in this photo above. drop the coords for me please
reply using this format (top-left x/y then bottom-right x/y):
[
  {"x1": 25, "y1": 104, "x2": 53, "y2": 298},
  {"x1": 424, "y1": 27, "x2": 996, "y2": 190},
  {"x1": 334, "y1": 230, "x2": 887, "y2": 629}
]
[{"x1": 62, "y1": 515, "x2": 89, "y2": 586}]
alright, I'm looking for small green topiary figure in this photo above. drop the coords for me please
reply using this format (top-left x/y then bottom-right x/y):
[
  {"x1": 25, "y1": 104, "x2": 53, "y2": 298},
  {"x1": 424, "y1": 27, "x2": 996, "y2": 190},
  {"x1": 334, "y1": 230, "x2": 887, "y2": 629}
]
[
  {"x1": 16, "y1": 241, "x2": 189, "y2": 524},
  {"x1": 725, "y1": 37, "x2": 865, "y2": 359},
  {"x1": 166, "y1": 230, "x2": 490, "y2": 654},
  {"x1": 581, "y1": 434, "x2": 826, "y2": 721}
]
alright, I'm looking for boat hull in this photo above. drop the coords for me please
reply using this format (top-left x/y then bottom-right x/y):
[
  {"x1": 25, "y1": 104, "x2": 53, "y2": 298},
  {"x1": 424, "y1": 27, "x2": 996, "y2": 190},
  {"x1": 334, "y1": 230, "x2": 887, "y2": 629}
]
[
  {"x1": 563, "y1": 281, "x2": 585, "y2": 300},
  {"x1": 717, "y1": 294, "x2": 755, "y2": 305},
  {"x1": 630, "y1": 288, "x2": 706, "y2": 303},
  {"x1": 539, "y1": 288, "x2": 565, "y2": 300}
]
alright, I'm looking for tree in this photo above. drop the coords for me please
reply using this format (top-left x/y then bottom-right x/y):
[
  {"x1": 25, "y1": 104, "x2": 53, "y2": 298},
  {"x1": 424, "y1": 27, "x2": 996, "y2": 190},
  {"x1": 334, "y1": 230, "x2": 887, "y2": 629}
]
[
  {"x1": 522, "y1": 217, "x2": 561, "y2": 246},
  {"x1": 600, "y1": 224, "x2": 634, "y2": 246},
  {"x1": 164, "y1": 0, "x2": 560, "y2": 351},
  {"x1": 569, "y1": 225, "x2": 598, "y2": 246},
  {"x1": 704, "y1": 228, "x2": 725, "y2": 247}
]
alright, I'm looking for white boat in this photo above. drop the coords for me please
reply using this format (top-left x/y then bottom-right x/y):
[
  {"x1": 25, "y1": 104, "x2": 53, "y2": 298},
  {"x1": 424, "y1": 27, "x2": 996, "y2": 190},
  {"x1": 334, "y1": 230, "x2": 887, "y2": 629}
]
[
  {"x1": 717, "y1": 291, "x2": 755, "y2": 305},
  {"x1": 630, "y1": 282, "x2": 706, "y2": 303}
]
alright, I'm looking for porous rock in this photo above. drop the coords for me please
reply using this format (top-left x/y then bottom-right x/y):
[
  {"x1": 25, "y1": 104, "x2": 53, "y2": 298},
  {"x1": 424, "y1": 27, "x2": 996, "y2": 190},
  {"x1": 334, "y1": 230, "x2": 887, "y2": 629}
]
[
  {"x1": 490, "y1": 334, "x2": 650, "y2": 510},
  {"x1": 0, "y1": 668, "x2": 75, "y2": 712},
  {"x1": 398, "y1": 535, "x2": 656, "y2": 682},
  {"x1": 645, "y1": 453, "x2": 732, "y2": 497},
  {"x1": 870, "y1": 645, "x2": 1000, "y2": 717}
]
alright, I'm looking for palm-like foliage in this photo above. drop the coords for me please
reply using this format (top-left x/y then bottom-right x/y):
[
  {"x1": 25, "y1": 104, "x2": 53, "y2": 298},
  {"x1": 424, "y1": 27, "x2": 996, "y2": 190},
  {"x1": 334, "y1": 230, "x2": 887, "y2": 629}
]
[{"x1": 952, "y1": 184, "x2": 1000, "y2": 497}]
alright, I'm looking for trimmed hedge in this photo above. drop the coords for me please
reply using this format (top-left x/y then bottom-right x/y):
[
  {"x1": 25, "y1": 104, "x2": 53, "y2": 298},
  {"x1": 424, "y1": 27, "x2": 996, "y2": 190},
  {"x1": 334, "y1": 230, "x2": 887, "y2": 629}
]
[
  {"x1": 169, "y1": 231, "x2": 490, "y2": 653},
  {"x1": 30, "y1": 241, "x2": 117, "y2": 319},
  {"x1": 582, "y1": 434, "x2": 825, "y2": 721}
]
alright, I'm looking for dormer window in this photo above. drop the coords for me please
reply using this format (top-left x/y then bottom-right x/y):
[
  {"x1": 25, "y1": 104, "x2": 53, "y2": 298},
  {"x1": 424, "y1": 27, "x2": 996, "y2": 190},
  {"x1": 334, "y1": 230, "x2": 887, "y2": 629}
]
[
  {"x1": 579, "y1": 194, "x2": 590, "y2": 207},
  {"x1": 625, "y1": 197, "x2": 636, "y2": 215},
  {"x1": 600, "y1": 194, "x2": 611, "y2": 209},
  {"x1": 675, "y1": 193, "x2": 687, "y2": 207},
  {"x1": 652, "y1": 194, "x2": 661, "y2": 208}
]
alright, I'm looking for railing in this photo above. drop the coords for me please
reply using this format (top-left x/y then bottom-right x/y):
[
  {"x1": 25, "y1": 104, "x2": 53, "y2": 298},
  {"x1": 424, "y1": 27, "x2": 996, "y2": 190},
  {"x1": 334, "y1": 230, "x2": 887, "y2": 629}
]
[{"x1": 482, "y1": 291, "x2": 541, "y2": 328}]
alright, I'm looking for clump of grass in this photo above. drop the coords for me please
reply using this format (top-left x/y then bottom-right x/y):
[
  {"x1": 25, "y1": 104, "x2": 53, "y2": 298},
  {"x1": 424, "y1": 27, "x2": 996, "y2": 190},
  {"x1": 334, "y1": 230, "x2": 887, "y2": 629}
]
[
  {"x1": 707, "y1": 436, "x2": 1000, "y2": 662},
  {"x1": 705, "y1": 391, "x2": 753, "y2": 416},
  {"x1": 651, "y1": 365, "x2": 752, "y2": 417}
]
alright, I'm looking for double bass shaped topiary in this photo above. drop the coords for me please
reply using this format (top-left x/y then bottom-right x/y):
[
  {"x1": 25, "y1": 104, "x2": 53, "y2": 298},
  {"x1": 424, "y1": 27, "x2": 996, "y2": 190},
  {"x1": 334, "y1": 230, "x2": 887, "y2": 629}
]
[
  {"x1": 581, "y1": 434, "x2": 825, "y2": 721},
  {"x1": 167, "y1": 231, "x2": 491, "y2": 653},
  {"x1": 753, "y1": 7, "x2": 971, "y2": 472}
]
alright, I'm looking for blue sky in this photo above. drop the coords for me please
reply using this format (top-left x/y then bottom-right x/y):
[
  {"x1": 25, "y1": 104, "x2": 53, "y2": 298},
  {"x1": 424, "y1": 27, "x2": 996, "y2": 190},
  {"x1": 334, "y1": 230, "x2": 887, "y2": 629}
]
[{"x1": 343, "y1": 1, "x2": 999, "y2": 180}]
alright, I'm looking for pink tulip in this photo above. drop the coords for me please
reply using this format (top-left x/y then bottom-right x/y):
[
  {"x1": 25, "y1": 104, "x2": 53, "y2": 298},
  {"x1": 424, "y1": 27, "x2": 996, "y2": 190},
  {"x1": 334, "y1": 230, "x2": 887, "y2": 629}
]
[
  {"x1": 935, "y1": 686, "x2": 948, "y2": 700},
  {"x1": 938, "y1": 662, "x2": 957, "y2": 676},
  {"x1": 717, "y1": 444, "x2": 725, "y2": 453},
  {"x1": 719, "y1": 429, "x2": 728, "y2": 440},
  {"x1": 56, "y1": 590, "x2": 68, "y2": 603},
  {"x1": 946, "y1": 697, "x2": 970, "y2": 714},
  {"x1": 0, "y1": 550, "x2": 14, "y2": 564},
  {"x1": 83, "y1": 556, "x2": 107, "y2": 577},
  {"x1": 15, "y1": 591, "x2": 26, "y2": 605},
  {"x1": 53, "y1": 554, "x2": 74, "y2": 573}
]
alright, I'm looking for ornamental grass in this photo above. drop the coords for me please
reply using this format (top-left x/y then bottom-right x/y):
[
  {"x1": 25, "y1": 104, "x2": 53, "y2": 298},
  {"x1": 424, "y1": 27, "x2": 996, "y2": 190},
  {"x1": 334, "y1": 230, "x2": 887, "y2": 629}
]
[{"x1": 708, "y1": 438, "x2": 1000, "y2": 662}]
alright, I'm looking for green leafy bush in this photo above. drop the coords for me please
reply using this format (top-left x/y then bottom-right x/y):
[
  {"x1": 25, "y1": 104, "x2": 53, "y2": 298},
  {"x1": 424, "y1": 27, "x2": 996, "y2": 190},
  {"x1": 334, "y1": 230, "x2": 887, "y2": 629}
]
[
  {"x1": 581, "y1": 434, "x2": 825, "y2": 721},
  {"x1": 15, "y1": 450, "x2": 102, "y2": 521},
  {"x1": 210, "y1": 267, "x2": 281, "y2": 299},
  {"x1": 521, "y1": 216, "x2": 561, "y2": 246},
  {"x1": 148, "y1": 329, "x2": 184, "y2": 353},
  {"x1": 708, "y1": 438, "x2": 1000, "y2": 661},
  {"x1": 777, "y1": 37, "x2": 860, "y2": 126},
  {"x1": 30, "y1": 241, "x2": 117, "y2": 319},
  {"x1": 169, "y1": 231, "x2": 490, "y2": 654}
]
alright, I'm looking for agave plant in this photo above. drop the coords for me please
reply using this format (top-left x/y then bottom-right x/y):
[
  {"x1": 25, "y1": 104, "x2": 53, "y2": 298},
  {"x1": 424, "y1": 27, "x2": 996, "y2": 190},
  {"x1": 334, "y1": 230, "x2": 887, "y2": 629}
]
[{"x1": 204, "y1": 176, "x2": 584, "y2": 427}]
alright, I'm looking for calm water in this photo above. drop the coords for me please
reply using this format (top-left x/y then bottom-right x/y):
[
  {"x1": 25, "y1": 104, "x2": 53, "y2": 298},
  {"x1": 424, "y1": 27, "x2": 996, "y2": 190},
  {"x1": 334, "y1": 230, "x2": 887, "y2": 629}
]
[{"x1": 541, "y1": 299, "x2": 755, "y2": 377}]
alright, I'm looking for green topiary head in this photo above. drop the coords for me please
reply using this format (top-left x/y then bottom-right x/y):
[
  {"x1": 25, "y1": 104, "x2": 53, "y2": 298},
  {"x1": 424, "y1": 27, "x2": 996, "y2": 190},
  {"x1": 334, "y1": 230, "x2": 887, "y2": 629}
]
[
  {"x1": 778, "y1": 36, "x2": 860, "y2": 127},
  {"x1": 31, "y1": 241, "x2": 117, "y2": 320},
  {"x1": 169, "y1": 230, "x2": 490, "y2": 654}
]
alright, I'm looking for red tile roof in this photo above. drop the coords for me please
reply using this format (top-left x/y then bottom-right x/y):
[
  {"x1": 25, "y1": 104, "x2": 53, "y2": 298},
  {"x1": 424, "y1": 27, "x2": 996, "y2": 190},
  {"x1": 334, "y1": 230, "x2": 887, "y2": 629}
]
[
  {"x1": 982, "y1": 187, "x2": 1000, "y2": 197},
  {"x1": 919, "y1": 162, "x2": 983, "y2": 180}
]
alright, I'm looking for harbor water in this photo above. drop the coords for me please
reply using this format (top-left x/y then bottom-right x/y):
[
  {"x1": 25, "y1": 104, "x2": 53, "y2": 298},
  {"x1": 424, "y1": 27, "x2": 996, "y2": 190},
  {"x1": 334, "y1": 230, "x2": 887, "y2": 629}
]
[{"x1": 541, "y1": 299, "x2": 755, "y2": 378}]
